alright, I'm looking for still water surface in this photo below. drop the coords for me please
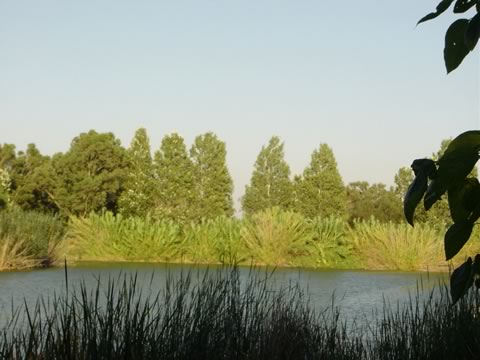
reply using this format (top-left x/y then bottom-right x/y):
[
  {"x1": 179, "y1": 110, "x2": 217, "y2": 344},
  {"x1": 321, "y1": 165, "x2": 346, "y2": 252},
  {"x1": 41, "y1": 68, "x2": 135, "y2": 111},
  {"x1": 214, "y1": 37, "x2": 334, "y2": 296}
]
[{"x1": 0, "y1": 262, "x2": 448, "y2": 326}]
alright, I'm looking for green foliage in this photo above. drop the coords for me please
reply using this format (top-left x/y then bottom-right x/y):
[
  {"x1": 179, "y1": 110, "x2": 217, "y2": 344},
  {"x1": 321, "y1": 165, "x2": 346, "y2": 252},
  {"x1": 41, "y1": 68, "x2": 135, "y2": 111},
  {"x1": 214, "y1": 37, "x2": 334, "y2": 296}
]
[
  {"x1": 242, "y1": 137, "x2": 293, "y2": 216},
  {"x1": 9, "y1": 143, "x2": 55, "y2": 212},
  {"x1": 306, "y1": 216, "x2": 352, "y2": 268},
  {"x1": 347, "y1": 182, "x2": 402, "y2": 223},
  {"x1": 295, "y1": 143, "x2": 347, "y2": 219},
  {"x1": 154, "y1": 133, "x2": 196, "y2": 222},
  {"x1": 190, "y1": 133, "x2": 234, "y2": 219},
  {"x1": 0, "y1": 208, "x2": 66, "y2": 268},
  {"x1": 350, "y1": 219, "x2": 442, "y2": 271},
  {"x1": 418, "y1": 0, "x2": 480, "y2": 73},
  {"x1": 182, "y1": 217, "x2": 242, "y2": 264},
  {"x1": 240, "y1": 207, "x2": 310, "y2": 266},
  {"x1": 118, "y1": 128, "x2": 156, "y2": 217},
  {"x1": 52, "y1": 130, "x2": 129, "y2": 216},
  {"x1": 0, "y1": 168, "x2": 11, "y2": 210},
  {"x1": 68, "y1": 212, "x2": 183, "y2": 261}
]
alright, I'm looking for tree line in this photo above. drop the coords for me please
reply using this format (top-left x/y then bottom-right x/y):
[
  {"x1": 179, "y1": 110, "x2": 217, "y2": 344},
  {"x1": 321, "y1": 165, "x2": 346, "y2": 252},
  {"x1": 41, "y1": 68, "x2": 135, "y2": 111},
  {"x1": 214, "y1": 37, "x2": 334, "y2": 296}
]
[{"x1": 0, "y1": 128, "x2": 456, "y2": 225}]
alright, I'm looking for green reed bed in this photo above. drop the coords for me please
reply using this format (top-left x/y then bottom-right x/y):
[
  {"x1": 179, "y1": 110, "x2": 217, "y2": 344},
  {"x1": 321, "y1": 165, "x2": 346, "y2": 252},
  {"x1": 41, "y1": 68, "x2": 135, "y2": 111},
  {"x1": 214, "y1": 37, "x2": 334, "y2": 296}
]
[
  {"x1": 0, "y1": 208, "x2": 66, "y2": 270},
  {"x1": 0, "y1": 266, "x2": 479, "y2": 359}
]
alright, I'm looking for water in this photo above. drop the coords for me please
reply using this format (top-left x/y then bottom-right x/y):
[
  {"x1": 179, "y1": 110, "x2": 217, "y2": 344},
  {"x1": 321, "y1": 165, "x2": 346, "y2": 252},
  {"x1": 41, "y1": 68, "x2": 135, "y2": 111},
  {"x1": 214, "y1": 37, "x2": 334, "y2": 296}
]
[{"x1": 0, "y1": 262, "x2": 448, "y2": 327}]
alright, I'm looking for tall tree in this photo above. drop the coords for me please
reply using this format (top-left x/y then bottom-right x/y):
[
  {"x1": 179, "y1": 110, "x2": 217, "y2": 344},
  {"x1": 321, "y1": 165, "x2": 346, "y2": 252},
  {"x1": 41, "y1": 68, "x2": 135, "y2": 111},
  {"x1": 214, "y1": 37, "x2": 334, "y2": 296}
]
[
  {"x1": 53, "y1": 130, "x2": 128, "y2": 216},
  {"x1": 118, "y1": 128, "x2": 155, "y2": 217},
  {"x1": 10, "y1": 143, "x2": 50, "y2": 211},
  {"x1": 190, "y1": 132, "x2": 234, "y2": 219},
  {"x1": 154, "y1": 133, "x2": 196, "y2": 222},
  {"x1": 0, "y1": 144, "x2": 16, "y2": 210},
  {"x1": 295, "y1": 143, "x2": 347, "y2": 218},
  {"x1": 242, "y1": 136, "x2": 293, "y2": 216},
  {"x1": 0, "y1": 168, "x2": 11, "y2": 210}
]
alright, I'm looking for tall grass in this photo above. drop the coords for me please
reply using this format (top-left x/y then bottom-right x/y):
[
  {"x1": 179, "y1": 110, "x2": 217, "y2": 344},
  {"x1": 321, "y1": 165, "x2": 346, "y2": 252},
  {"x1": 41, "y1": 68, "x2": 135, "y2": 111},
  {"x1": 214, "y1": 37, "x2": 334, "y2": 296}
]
[
  {"x1": 240, "y1": 207, "x2": 311, "y2": 266},
  {"x1": 0, "y1": 208, "x2": 66, "y2": 269},
  {"x1": 305, "y1": 216, "x2": 353, "y2": 268},
  {"x1": 1, "y1": 266, "x2": 480, "y2": 359},
  {"x1": 65, "y1": 210, "x2": 457, "y2": 271},
  {"x1": 67, "y1": 212, "x2": 184, "y2": 262},
  {"x1": 349, "y1": 219, "x2": 443, "y2": 271}
]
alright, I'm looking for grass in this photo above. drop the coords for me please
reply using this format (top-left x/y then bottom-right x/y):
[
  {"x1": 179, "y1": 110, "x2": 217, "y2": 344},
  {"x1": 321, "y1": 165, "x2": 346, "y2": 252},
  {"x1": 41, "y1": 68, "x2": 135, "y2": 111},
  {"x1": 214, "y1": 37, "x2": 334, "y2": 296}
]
[
  {"x1": 0, "y1": 266, "x2": 480, "y2": 359},
  {"x1": 0, "y1": 208, "x2": 66, "y2": 269},
  {"x1": 67, "y1": 210, "x2": 451, "y2": 271},
  {"x1": 349, "y1": 219, "x2": 444, "y2": 271},
  {"x1": 0, "y1": 207, "x2": 471, "y2": 272}
]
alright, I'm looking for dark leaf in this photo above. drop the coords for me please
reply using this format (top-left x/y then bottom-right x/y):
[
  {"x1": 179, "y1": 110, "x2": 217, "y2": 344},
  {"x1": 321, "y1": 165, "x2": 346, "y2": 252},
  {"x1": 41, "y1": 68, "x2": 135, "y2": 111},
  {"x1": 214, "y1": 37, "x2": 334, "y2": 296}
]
[
  {"x1": 436, "y1": 130, "x2": 480, "y2": 189},
  {"x1": 411, "y1": 159, "x2": 437, "y2": 178},
  {"x1": 451, "y1": 257, "x2": 474, "y2": 304},
  {"x1": 454, "y1": 0, "x2": 478, "y2": 13},
  {"x1": 445, "y1": 221, "x2": 474, "y2": 260},
  {"x1": 444, "y1": 19, "x2": 471, "y2": 73},
  {"x1": 404, "y1": 174, "x2": 428, "y2": 226},
  {"x1": 418, "y1": 0, "x2": 455, "y2": 24},
  {"x1": 448, "y1": 178, "x2": 480, "y2": 223},
  {"x1": 424, "y1": 179, "x2": 445, "y2": 211},
  {"x1": 473, "y1": 254, "x2": 480, "y2": 274},
  {"x1": 465, "y1": 13, "x2": 480, "y2": 50}
]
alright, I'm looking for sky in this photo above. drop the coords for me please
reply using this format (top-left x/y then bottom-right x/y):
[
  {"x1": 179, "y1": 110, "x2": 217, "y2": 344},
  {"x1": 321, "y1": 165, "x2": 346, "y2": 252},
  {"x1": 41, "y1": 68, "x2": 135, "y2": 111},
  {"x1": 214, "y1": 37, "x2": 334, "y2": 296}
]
[{"x1": 1, "y1": 1, "x2": 479, "y2": 209}]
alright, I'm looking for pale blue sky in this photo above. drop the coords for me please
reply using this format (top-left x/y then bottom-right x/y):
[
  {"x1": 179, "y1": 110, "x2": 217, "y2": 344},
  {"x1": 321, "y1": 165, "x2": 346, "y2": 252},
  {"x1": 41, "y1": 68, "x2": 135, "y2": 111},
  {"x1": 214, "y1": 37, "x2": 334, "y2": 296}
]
[{"x1": 1, "y1": 1, "x2": 479, "y2": 207}]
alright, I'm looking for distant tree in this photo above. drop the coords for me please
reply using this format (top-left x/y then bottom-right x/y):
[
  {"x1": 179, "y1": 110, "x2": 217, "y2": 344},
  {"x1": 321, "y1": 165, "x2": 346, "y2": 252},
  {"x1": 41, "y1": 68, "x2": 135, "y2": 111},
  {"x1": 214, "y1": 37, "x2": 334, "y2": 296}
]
[
  {"x1": 0, "y1": 168, "x2": 11, "y2": 210},
  {"x1": 10, "y1": 144, "x2": 51, "y2": 211},
  {"x1": 53, "y1": 130, "x2": 128, "y2": 216},
  {"x1": 190, "y1": 132, "x2": 234, "y2": 219},
  {"x1": 0, "y1": 144, "x2": 16, "y2": 171},
  {"x1": 154, "y1": 133, "x2": 196, "y2": 222},
  {"x1": 347, "y1": 181, "x2": 402, "y2": 223},
  {"x1": 0, "y1": 144, "x2": 16, "y2": 210},
  {"x1": 118, "y1": 128, "x2": 155, "y2": 217},
  {"x1": 242, "y1": 136, "x2": 293, "y2": 216},
  {"x1": 294, "y1": 144, "x2": 347, "y2": 218}
]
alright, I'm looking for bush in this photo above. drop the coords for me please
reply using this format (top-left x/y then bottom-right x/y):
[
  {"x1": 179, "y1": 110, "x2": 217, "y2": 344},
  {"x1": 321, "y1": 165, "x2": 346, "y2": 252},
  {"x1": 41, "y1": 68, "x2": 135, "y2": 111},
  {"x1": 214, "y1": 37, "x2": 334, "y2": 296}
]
[{"x1": 0, "y1": 208, "x2": 66, "y2": 269}]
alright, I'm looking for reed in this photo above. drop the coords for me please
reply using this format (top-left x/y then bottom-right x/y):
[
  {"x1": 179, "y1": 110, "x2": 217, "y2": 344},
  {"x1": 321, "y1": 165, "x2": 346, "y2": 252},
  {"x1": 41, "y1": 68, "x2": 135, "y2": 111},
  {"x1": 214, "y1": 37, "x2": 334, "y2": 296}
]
[
  {"x1": 240, "y1": 207, "x2": 311, "y2": 266},
  {"x1": 0, "y1": 266, "x2": 479, "y2": 359},
  {"x1": 349, "y1": 219, "x2": 443, "y2": 271},
  {"x1": 0, "y1": 208, "x2": 66, "y2": 269}
]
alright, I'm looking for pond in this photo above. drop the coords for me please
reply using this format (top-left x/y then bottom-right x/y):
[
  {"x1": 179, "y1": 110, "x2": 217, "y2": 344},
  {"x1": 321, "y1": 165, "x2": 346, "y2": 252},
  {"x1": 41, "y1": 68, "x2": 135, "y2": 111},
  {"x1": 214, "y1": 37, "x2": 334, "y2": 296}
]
[{"x1": 0, "y1": 262, "x2": 448, "y2": 327}]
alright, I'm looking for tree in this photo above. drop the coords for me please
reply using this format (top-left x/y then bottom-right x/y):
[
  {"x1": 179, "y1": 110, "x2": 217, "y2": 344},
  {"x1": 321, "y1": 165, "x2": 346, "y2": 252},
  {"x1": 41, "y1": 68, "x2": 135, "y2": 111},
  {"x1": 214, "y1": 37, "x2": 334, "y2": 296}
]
[
  {"x1": 190, "y1": 132, "x2": 234, "y2": 219},
  {"x1": 347, "y1": 181, "x2": 402, "y2": 223},
  {"x1": 294, "y1": 144, "x2": 347, "y2": 219},
  {"x1": 118, "y1": 128, "x2": 155, "y2": 217},
  {"x1": 10, "y1": 144, "x2": 51, "y2": 211},
  {"x1": 52, "y1": 130, "x2": 128, "y2": 216},
  {"x1": 242, "y1": 137, "x2": 293, "y2": 216},
  {"x1": 405, "y1": 1, "x2": 480, "y2": 303},
  {"x1": 154, "y1": 133, "x2": 196, "y2": 222},
  {"x1": 0, "y1": 168, "x2": 11, "y2": 210}
]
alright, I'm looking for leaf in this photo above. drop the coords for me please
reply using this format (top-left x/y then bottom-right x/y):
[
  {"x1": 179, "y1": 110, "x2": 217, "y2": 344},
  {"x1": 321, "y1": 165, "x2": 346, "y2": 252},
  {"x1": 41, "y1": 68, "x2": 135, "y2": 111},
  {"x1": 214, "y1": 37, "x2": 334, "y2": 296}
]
[
  {"x1": 465, "y1": 12, "x2": 480, "y2": 50},
  {"x1": 418, "y1": 0, "x2": 455, "y2": 24},
  {"x1": 411, "y1": 159, "x2": 437, "y2": 178},
  {"x1": 444, "y1": 19, "x2": 471, "y2": 73},
  {"x1": 450, "y1": 257, "x2": 474, "y2": 304},
  {"x1": 404, "y1": 174, "x2": 428, "y2": 226},
  {"x1": 448, "y1": 178, "x2": 480, "y2": 223},
  {"x1": 445, "y1": 221, "x2": 474, "y2": 260},
  {"x1": 424, "y1": 179, "x2": 446, "y2": 211},
  {"x1": 436, "y1": 131, "x2": 480, "y2": 190},
  {"x1": 454, "y1": 0, "x2": 478, "y2": 13}
]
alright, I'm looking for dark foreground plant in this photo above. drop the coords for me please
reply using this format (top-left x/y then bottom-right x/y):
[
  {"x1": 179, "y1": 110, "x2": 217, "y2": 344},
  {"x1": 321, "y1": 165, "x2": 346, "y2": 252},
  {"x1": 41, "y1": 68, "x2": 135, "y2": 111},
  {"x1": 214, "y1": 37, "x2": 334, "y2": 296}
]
[{"x1": 0, "y1": 266, "x2": 479, "y2": 359}]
